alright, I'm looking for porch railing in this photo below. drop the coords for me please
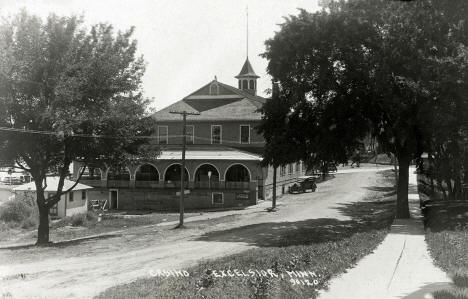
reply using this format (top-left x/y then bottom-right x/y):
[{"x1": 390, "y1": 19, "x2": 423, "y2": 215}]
[
  {"x1": 225, "y1": 181, "x2": 250, "y2": 189},
  {"x1": 194, "y1": 181, "x2": 222, "y2": 189},
  {"x1": 107, "y1": 180, "x2": 130, "y2": 188},
  {"x1": 135, "y1": 180, "x2": 162, "y2": 188}
]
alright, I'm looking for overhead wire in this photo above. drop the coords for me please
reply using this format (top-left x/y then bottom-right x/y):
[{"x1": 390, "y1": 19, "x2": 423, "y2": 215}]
[{"x1": 0, "y1": 126, "x2": 266, "y2": 144}]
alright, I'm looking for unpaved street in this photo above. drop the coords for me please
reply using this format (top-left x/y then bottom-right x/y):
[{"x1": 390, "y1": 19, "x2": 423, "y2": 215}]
[{"x1": 0, "y1": 165, "x2": 392, "y2": 299}]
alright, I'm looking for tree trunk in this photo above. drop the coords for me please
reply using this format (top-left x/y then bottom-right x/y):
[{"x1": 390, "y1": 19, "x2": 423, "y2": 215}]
[
  {"x1": 34, "y1": 178, "x2": 50, "y2": 245},
  {"x1": 272, "y1": 166, "x2": 277, "y2": 209},
  {"x1": 37, "y1": 205, "x2": 50, "y2": 245},
  {"x1": 396, "y1": 155, "x2": 410, "y2": 219}
]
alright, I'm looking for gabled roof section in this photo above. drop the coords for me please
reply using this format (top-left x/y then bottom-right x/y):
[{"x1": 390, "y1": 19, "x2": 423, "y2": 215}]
[
  {"x1": 152, "y1": 80, "x2": 267, "y2": 121},
  {"x1": 187, "y1": 80, "x2": 239, "y2": 98},
  {"x1": 153, "y1": 100, "x2": 200, "y2": 121},
  {"x1": 235, "y1": 58, "x2": 260, "y2": 78}
]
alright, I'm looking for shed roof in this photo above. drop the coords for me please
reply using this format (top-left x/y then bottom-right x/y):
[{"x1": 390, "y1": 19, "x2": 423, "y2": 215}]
[
  {"x1": 14, "y1": 177, "x2": 93, "y2": 192},
  {"x1": 157, "y1": 148, "x2": 262, "y2": 161}
]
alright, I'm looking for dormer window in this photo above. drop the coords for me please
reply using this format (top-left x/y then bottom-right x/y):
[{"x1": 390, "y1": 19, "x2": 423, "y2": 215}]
[{"x1": 209, "y1": 82, "x2": 219, "y2": 95}]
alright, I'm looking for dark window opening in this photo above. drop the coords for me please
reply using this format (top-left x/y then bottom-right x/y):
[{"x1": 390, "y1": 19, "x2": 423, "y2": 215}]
[
  {"x1": 240, "y1": 125, "x2": 250, "y2": 144},
  {"x1": 226, "y1": 164, "x2": 250, "y2": 182},
  {"x1": 211, "y1": 125, "x2": 221, "y2": 144},
  {"x1": 164, "y1": 164, "x2": 189, "y2": 182}
]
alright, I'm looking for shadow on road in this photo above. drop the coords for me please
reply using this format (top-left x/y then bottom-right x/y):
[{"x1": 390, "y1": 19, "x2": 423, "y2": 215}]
[
  {"x1": 401, "y1": 282, "x2": 453, "y2": 299},
  {"x1": 196, "y1": 195, "x2": 396, "y2": 247}
]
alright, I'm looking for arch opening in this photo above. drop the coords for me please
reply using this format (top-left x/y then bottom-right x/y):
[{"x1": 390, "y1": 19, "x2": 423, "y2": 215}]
[
  {"x1": 107, "y1": 166, "x2": 130, "y2": 188},
  {"x1": 194, "y1": 164, "x2": 220, "y2": 188},
  {"x1": 225, "y1": 164, "x2": 251, "y2": 189},
  {"x1": 164, "y1": 164, "x2": 189, "y2": 188},
  {"x1": 136, "y1": 164, "x2": 159, "y2": 181}
]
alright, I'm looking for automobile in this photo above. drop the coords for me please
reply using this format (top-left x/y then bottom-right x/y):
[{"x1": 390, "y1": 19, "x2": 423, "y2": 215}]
[{"x1": 288, "y1": 176, "x2": 317, "y2": 194}]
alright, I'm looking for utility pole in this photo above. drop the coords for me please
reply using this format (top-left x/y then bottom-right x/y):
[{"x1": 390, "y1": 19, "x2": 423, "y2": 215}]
[{"x1": 169, "y1": 110, "x2": 200, "y2": 228}]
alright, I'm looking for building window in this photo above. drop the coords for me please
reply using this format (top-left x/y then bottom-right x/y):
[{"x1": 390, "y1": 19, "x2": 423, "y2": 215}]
[
  {"x1": 249, "y1": 80, "x2": 254, "y2": 89},
  {"x1": 211, "y1": 125, "x2": 222, "y2": 144},
  {"x1": 82, "y1": 191, "x2": 86, "y2": 200},
  {"x1": 69, "y1": 192, "x2": 74, "y2": 202},
  {"x1": 158, "y1": 126, "x2": 168, "y2": 145},
  {"x1": 242, "y1": 80, "x2": 248, "y2": 89},
  {"x1": 240, "y1": 125, "x2": 250, "y2": 144},
  {"x1": 186, "y1": 125, "x2": 194, "y2": 144},
  {"x1": 212, "y1": 192, "x2": 224, "y2": 204},
  {"x1": 288, "y1": 164, "x2": 293, "y2": 174},
  {"x1": 238, "y1": 81, "x2": 241, "y2": 89}
]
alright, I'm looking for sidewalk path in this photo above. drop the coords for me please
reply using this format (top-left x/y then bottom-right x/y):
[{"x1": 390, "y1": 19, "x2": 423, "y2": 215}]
[{"x1": 318, "y1": 166, "x2": 452, "y2": 299}]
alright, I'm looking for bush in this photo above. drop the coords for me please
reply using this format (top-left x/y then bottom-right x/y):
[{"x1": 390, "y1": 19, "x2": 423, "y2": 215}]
[
  {"x1": 85, "y1": 211, "x2": 97, "y2": 222},
  {"x1": 70, "y1": 213, "x2": 86, "y2": 226},
  {"x1": 69, "y1": 211, "x2": 97, "y2": 227},
  {"x1": 20, "y1": 213, "x2": 38, "y2": 229},
  {"x1": 433, "y1": 288, "x2": 468, "y2": 299},
  {"x1": 453, "y1": 271, "x2": 468, "y2": 289},
  {"x1": 0, "y1": 221, "x2": 9, "y2": 232},
  {"x1": 0, "y1": 199, "x2": 32, "y2": 223}
]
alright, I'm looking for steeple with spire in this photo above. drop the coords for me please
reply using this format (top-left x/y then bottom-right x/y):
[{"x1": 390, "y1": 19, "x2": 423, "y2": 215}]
[
  {"x1": 235, "y1": 6, "x2": 260, "y2": 95},
  {"x1": 235, "y1": 58, "x2": 259, "y2": 95}
]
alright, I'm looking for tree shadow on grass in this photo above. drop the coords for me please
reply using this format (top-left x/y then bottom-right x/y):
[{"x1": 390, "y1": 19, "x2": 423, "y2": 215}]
[
  {"x1": 0, "y1": 234, "x2": 121, "y2": 250},
  {"x1": 195, "y1": 198, "x2": 397, "y2": 247}
]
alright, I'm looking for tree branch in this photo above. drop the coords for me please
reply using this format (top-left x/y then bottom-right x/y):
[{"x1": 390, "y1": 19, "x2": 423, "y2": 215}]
[{"x1": 47, "y1": 162, "x2": 88, "y2": 208}]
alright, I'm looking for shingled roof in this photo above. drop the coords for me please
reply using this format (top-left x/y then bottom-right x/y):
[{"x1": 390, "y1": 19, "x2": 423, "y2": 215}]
[
  {"x1": 153, "y1": 80, "x2": 267, "y2": 122},
  {"x1": 235, "y1": 58, "x2": 260, "y2": 78}
]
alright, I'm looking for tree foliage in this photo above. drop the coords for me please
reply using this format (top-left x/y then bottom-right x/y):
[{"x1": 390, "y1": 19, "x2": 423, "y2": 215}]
[
  {"x1": 260, "y1": 0, "x2": 468, "y2": 217},
  {"x1": 0, "y1": 11, "x2": 157, "y2": 243}
]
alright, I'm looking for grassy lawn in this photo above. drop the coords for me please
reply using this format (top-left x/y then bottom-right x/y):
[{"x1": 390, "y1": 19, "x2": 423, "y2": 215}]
[
  {"x1": 419, "y1": 174, "x2": 468, "y2": 299},
  {"x1": 0, "y1": 210, "x2": 180, "y2": 246},
  {"x1": 96, "y1": 172, "x2": 396, "y2": 299},
  {"x1": 427, "y1": 229, "x2": 468, "y2": 299},
  {"x1": 49, "y1": 211, "x2": 180, "y2": 240}
]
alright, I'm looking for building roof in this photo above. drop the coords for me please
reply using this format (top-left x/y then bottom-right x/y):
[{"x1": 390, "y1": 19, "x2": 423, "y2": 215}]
[
  {"x1": 153, "y1": 80, "x2": 267, "y2": 122},
  {"x1": 14, "y1": 177, "x2": 93, "y2": 192},
  {"x1": 157, "y1": 148, "x2": 262, "y2": 161},
  {"x1": 235, "y1": 58, "x2": 260, "y2": 78}
]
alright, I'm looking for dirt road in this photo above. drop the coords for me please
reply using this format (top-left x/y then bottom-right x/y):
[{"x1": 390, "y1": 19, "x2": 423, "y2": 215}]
[{"x1": 0, "y1": 165, "x2": 391, "y2": 299}]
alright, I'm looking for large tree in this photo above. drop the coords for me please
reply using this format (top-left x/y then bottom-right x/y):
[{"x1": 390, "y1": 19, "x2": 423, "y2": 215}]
[
  {"x1": 261, "y1": 0, "x2": 468, "y2": 218},
  {"x1": 257, "y1": 83, "x2": 304, "y2": 209},
  {"x1": 0, "y1": 11, "x2": 157, "y2": 244}
]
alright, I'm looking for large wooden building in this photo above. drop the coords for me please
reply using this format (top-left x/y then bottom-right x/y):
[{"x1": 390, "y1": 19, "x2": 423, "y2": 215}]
[{"x1": 73, "y1": 58, "x2": 305, "y2": 211}]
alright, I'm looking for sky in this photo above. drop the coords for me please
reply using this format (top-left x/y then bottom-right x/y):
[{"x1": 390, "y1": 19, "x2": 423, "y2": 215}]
[{"x1": 0, "y1": 0, "x2": 320, "y2": 111}]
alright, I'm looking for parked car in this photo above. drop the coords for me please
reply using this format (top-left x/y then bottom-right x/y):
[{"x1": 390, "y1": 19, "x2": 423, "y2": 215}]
[{"x1": 288, "y1": 176, "x2": 317, "y2": 194}]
